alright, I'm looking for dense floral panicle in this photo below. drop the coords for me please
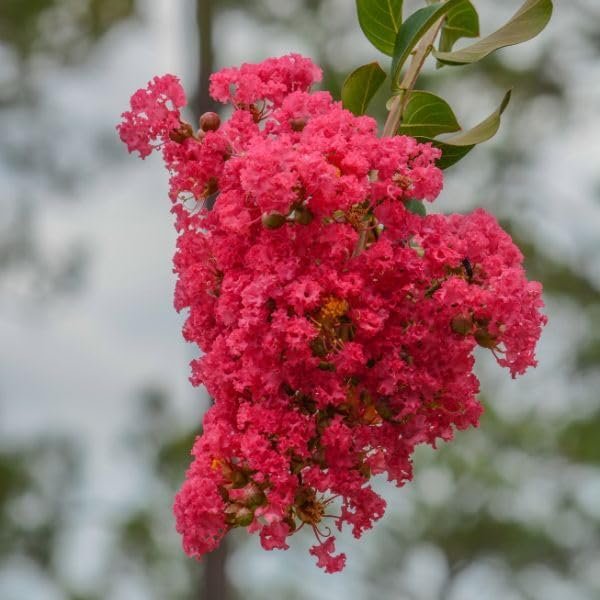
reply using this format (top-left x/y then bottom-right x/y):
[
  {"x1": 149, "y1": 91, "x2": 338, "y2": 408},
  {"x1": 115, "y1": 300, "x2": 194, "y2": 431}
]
[{"x1": 119, "y1": 54, "x2": 546, "y2": 573}]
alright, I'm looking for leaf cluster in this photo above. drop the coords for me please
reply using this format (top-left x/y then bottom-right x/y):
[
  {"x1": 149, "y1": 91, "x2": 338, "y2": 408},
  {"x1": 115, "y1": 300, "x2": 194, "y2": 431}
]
[{"x1": 343, "y1": 0, "x2": 553, "y2": 169}]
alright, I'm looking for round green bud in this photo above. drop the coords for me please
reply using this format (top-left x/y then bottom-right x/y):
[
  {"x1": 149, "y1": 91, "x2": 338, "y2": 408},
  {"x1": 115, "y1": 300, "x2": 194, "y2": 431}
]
[{"x1": 262, "y1": 212, "x2": 287, "y2": 229}]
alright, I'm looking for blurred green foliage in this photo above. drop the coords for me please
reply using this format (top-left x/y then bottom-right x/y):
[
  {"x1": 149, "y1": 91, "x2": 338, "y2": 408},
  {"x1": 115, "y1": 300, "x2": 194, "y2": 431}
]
[
  {"x1": 0, "y1": 0, "x2": 134, "y2": 62},
  {"x1": 0, "y1": 438, "x2": 81, "y2": 583}
]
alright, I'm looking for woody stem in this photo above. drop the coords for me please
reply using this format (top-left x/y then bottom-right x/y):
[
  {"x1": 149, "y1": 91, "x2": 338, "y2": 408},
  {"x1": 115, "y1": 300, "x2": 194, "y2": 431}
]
[{"x1": 382, "y1": 17, "x2": 446, "y2": 138}]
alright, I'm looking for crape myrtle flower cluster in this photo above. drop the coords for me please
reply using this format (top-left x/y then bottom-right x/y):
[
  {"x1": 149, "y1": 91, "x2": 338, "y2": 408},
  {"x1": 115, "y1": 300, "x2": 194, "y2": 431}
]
[{"x1": 118, "y1": 54, "x2": 546, "y2": 573}]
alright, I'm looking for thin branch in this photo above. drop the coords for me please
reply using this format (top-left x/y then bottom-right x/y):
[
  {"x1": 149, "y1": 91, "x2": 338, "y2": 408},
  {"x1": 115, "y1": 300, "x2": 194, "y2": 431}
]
[{"x1": 382, "y1": 18, "x2": 446, "y2": 137}]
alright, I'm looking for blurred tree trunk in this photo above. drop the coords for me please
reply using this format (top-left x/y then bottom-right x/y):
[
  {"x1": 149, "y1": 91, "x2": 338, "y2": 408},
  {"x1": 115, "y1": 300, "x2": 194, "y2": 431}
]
[
  {"x1": 203, "y1": 538, "x2": 229, "y2": 599},
  {"x1": 194, "y1": 0, "x2": 218, "y2": 119},
  {"x1": 195, "y1": 2, "x2": 229, "y2": 599}
]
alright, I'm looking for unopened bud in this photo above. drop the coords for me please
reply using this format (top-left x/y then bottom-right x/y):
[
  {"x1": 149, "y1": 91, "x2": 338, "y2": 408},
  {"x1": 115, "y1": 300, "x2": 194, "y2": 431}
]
[
  {"x1": 199, "y1": 111, "x2": 221, "y2": 132},
  {"x1": 235, "y1": 506, "x2": 254, "y2": 527},
  {"x1": 204, "y1": 177, "x2": 219, "y2": 197},
  {"x1": 361, "y1": 404, "x2": 380, "y2": 426},
  {"x1": 451, "y1": 315, "x2": 472, "y2": 336},
  {"x1": 294, "y1": 206, "x2": 314, "y2": 225},
  {"x1": 474, "y1": 328, "x2": 498, "y2": 349},
  {"x1": 243, "y1": 483, "x2": 266, "y2": 508},
  {"x1": 318, "y1": 361, "x2": 336, "y2": 372},
  {"x1": 375, "y1": 398, "x2": 394, "y2": 422},
  {"x1": 290, "y1": 117, "x2": 307, "y2": 132},
  {"x1": 169, "y1": 122, "x2": 194, "y2": 143},
  {"x1": 262, "y1": 212, "x2": 287, "y2": 229},
  {"x1": 358, "y1": 460, "x2": 371, "y2": 479},
  {"x1": 225, "y1": 503, "x2": 254, "y2": 527},
  {"x1": 230, "y1": 469, "x2": 250, "y2": 489}
]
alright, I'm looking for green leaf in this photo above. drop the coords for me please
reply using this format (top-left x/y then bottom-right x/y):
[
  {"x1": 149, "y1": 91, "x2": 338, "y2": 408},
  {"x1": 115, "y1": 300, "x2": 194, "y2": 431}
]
[
  {"x1": 342, "y1": 62, "x2": 387, "y2": 116},
  {"x1": 444, "y1": 89, "x2": 511, "y2": 145},
  {"x1": 397, "y1": 91, "x2": 460, "y2": 137},
  {"x1": 356, "y1": 0, "x2": 404, "y2": 56},
  {"x1": 438, "y1": 0, "x2": 479, "y2": 53},
  {"x1": 404, "y1": 198, "x2": 427, "y2": 216},
  {"x1": 422, "y1": 140, "x2": 475, "y2": 170},
  {"x1": 434, "y1": 0, "x2": 553, "y2": 66},
  {"x1": 391, "y1": 0, "x2": 462, "y2": 88},
  {"x1": 418, "y1": 90, "x2": 512, "y2": 169}
]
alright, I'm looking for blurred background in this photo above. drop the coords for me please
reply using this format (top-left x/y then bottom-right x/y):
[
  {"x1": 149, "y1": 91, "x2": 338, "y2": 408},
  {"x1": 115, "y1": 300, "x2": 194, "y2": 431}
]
[{"x1": 1, "y1": 1, "x2": 599, "y2": 599}]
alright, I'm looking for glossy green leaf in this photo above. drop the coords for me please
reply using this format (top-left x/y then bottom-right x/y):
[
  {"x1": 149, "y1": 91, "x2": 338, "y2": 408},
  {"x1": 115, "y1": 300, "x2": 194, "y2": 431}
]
[
  {"x1": 418, "y1": 90, "x2": 512, "y2": 169},
  {"x1": 404, "y1": 198, "x2": 427, "y2": 216},
  {"x1": 391, "y1": 0, "x2": 462, "y2": 88},
  {"x1": 444, "y1": 90, "x2": 511, "y2": 145},
  {"x1": 422, "y1": 140, "x2": 475, "y2": 170},
  {"x1": 438, "y1": 0, "x2": 479, "y2": 53},
  {"x1": 397, "y1": 91, "x2": 460, "y2": 137},
  {"x1": 356, "y1": 0, "x2": 404, "y2": 56},
  {"x1": 342, "y1": 62, "x2": 387, "y2": 116},
  {"x1": 434, "y1": 0, "x2": 553, "y2": 65}
]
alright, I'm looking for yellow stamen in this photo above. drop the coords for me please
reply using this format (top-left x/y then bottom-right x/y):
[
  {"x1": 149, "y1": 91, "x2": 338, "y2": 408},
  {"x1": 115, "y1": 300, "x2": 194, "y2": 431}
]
[{"x1": 318, "y1": 297, "x2": 349, "y2": 325}]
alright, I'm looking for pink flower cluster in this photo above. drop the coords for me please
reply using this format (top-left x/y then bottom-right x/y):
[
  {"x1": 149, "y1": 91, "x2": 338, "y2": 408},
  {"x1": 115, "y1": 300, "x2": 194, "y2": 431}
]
[{"x1": 118, "y1": 54, "x2": 546, "y2": 573}]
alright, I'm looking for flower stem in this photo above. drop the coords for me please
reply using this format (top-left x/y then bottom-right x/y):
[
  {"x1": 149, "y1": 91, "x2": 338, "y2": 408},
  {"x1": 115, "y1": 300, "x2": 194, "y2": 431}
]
[{"x1": 382, "y1": 18, "x2": 446, "y2": 138}]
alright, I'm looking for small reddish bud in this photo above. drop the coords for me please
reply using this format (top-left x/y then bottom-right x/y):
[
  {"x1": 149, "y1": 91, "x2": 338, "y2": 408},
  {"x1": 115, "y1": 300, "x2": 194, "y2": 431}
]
[
  {"x1": 169, "y1": 122, "x2": 194, "y2": 143},
  {"x1": 203, "y1": 177, "x2": 219, "y2": 198},
  {"x1": 290, "y1": 117, "x2": 307, "y2": 132},
  {"x1": 199, "y1": 111, "x2": 221, "y2": 132}
]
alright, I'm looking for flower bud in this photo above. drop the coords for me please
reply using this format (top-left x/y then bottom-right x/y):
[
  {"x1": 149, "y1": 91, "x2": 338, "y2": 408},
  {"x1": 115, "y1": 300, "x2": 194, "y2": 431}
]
[
  {"x1": 225, "y1": 503, "x2": 254, "y2": 527},
  {"x1": 169, "y1": 122, "x2": 194, "y2": 143},
  {"x1": 230, "y1": 469, "x2": 250, "y2": 489},
  {"x1": 361, "y1": 404, "x2": 380, "y2": 426},
  {"x1": 235, "y1": 506, "x2": 254, "y2": 527},
  {"x1": 358, "y1": 460, "x2": 371, "y2": 479},
  {"x1": 375, "y1": 398, "x2": 394, "y2": 422},
  {"x1": 262, "y1": 212, "x2": 287, "y2": 229},
  {"x1": 451, "y1": 315, "x2": 472, "y2": 336},
  {"x1": 474, "y1": 328, "x2": 498, "y2": 349},
  {"x1": 199, "y1": 111, "x2": 221, "y2": 132},
  {"x1": 294, "y1": 206, "x2": 314, "y2": 225},
  {"x1": 290, "y1": 454, "x2": 305, "y2": 474},
  {"x1": 243, "y1": 483, "x2": 266, "y2": 508},
  {"x1": 290, "y1": 117, "x2": 307, "y2": 132},
  {"x1": 318, "y1": 361, "x2": 335, "y2": 371}
]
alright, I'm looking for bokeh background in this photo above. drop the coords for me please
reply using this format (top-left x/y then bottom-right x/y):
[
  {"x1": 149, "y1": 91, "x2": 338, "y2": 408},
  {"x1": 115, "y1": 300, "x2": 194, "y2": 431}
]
[{"x1": 1, "y1": 1, "x2": 600, "y2": 599}]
